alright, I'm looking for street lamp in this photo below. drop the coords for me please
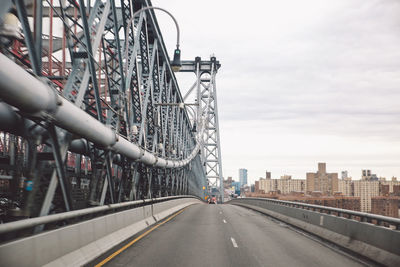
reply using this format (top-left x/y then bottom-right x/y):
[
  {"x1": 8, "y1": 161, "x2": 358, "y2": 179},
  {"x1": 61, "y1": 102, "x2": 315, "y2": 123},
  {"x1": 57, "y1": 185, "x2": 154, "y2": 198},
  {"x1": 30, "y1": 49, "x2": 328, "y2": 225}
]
[
  {"x1": 124, "y1": 6, "x2": 181, "y2": 75},
  {"x1": 171, "y1": 47, "x2": 181, "y2": 72}
]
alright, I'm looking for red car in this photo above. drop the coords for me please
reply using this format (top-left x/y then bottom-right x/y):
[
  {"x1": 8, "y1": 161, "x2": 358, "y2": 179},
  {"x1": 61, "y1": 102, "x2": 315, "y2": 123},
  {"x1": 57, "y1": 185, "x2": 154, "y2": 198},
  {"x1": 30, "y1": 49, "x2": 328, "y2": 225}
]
[{"x1": 208, "y1": 197, "x2": 217, "y2": 204}]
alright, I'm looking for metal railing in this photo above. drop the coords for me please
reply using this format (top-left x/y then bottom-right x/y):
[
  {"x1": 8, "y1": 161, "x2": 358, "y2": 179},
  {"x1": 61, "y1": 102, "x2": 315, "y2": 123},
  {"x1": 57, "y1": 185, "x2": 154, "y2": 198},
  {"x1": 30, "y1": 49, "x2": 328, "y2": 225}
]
[
  {"x1": 230, "y1": 197, "x2": 400, "y2": 230},
  {"x1": 0, "y1": 195, "x2": 198, "y2": 235}
]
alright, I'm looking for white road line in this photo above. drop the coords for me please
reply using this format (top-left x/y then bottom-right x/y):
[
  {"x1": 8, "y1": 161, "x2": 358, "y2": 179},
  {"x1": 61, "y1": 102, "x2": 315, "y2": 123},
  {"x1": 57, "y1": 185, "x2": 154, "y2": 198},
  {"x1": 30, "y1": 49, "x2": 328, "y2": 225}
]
[
  {"x1": 223, "y1": 219, "x2": 227, "y2": 224},
  {"x1": 230, "y1": 237, "x2": 238, "y2": 248}
]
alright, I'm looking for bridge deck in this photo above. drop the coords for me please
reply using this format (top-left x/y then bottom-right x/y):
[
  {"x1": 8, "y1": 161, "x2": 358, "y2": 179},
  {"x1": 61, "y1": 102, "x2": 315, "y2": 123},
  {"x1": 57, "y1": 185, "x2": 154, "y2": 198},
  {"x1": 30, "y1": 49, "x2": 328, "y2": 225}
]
[{"x1": 93, "y1": 204, "x2": 365, "y2": 267}]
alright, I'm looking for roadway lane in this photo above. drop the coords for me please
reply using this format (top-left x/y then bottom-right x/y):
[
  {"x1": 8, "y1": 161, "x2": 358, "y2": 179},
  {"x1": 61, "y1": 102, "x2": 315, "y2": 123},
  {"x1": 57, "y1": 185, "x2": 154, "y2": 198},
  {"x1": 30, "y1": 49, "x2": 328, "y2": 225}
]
[{"x1": 99, "y1": 203, "x2": 364, "y2": 267}]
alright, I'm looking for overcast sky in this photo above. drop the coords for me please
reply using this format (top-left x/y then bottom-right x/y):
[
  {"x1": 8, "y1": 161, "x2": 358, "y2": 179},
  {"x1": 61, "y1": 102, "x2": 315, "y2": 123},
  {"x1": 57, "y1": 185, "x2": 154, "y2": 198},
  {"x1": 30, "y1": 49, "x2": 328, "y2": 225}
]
[{"x1": 153, "y1": 0, "x2": 400, "y2": 184}]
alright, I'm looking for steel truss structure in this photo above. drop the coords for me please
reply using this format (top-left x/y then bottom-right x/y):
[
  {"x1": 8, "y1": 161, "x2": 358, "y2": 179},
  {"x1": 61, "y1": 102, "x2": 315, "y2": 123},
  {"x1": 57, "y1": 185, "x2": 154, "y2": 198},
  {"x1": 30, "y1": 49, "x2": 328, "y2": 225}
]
[
  {"x1": 0, "y1": 0, "x2": 221, "y2": 225},
  {"x1": 180, "y1": 57, "x2": 223, "y2": 202}
]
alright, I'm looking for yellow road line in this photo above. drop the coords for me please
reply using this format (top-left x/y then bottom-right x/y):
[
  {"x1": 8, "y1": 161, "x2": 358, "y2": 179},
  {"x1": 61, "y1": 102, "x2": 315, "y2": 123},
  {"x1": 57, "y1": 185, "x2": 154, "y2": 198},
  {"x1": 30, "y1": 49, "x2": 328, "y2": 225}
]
[{"x1": 95, "y1": 207, "x2": 187, "y2": 267}]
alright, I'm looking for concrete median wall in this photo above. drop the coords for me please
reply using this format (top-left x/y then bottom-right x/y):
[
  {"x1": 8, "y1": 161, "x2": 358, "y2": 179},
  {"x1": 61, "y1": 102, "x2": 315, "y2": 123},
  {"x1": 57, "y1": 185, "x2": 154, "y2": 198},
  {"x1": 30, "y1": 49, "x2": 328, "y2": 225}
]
[
  {"x1": 0, "y1": 198, "x2": 201, "y2": 267},
  {"x1": 230, "y1": 198, "x2": 400, "y2": 266}
]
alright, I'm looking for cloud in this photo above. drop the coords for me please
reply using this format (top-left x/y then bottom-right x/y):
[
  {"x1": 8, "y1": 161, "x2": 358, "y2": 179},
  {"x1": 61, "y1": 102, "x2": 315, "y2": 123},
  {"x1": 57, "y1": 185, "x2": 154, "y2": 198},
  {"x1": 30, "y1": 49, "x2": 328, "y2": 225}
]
[{"x1": 153, "y1": 0, "x2": 400, "y2": 181}]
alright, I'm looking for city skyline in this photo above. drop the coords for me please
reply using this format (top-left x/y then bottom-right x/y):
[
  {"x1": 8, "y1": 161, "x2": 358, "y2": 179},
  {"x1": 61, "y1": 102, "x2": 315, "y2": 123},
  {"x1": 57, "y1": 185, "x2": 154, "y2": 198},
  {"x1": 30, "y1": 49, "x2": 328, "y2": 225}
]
[{"x1": 228, "y1": 165, "x2": 399, "y2": 186}]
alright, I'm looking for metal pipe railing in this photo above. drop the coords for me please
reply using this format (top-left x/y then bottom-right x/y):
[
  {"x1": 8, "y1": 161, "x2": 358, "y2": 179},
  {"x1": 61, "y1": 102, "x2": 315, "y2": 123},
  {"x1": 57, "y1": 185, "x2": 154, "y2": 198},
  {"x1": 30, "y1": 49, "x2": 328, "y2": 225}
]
[
  {"x1": 230, "y1": 197, "x2": 400, "y2": 229},
  {"x1": 0, "y1": 195, "x2": 196, "y2": 235},
  {"x1": 0, "y1": 53, "x2": 203, "y2": 169}
]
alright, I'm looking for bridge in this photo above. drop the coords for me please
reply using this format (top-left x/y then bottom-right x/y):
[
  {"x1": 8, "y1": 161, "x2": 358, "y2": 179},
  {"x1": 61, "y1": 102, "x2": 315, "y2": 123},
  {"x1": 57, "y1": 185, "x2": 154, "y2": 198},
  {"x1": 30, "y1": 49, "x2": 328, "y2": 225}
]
[{"x1": 0, "y1": 1, "x2": 399, "y2": 266}]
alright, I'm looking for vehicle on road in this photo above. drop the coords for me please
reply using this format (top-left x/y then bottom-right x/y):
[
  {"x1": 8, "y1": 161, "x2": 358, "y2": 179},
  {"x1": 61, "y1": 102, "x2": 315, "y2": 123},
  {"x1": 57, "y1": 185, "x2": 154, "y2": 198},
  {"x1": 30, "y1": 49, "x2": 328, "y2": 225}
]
[{"x1": 208, "y1": 196, "x2": 217, "y2": 204}]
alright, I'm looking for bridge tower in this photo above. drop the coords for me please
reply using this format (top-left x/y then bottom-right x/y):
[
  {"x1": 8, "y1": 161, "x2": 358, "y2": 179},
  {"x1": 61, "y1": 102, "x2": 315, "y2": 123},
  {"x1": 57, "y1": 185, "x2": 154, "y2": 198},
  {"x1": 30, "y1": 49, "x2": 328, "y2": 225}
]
[{"x1": 180, "y1": 57, "x2": 224, "y2": 202}]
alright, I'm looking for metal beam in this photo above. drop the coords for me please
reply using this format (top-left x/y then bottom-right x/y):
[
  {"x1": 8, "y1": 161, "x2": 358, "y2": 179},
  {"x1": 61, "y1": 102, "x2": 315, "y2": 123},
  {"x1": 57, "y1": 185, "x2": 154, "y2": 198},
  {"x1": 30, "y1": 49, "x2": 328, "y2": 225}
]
[{"x1": 0, "y1": 53, "x2": 203, "y2": 169}]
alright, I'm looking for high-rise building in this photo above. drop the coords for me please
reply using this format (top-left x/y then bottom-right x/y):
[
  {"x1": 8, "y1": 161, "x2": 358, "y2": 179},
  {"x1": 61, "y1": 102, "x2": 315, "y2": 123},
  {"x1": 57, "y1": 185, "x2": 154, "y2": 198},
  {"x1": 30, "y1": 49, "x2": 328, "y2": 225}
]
[
  {"x1": 258, "y1": 177, "x2": 306, "y2": 194},
  {"x1": 341, "y1": 171, "x2": 348, "y2": 179},
  {"x1": 259, "y1": 178, "x2": 274, "y2": 193},
  {"x1": 276, "y1": 178, "x2": 306, "y2": 194},
  {"x1": 338, "y1": 178, "x2": 353, "y2": 196},
  {"x1": 353, "y1": 180, "x2": 379, "y2": 212},
  {"x1": 266, "y1": 171, "x2": 271, "y2": 179},
  {"x1": 338, "y1": 178, "x2": 400, "y2": 213},
  {"x1": 306, "y1": 163, "x2": 338, "y2": 195},
  {"x1": 239, "y1": 168, "x2": 248, "y2": 186},
  {"x1": 380, "y1": 179, "x2": 400, "y2": 194}
]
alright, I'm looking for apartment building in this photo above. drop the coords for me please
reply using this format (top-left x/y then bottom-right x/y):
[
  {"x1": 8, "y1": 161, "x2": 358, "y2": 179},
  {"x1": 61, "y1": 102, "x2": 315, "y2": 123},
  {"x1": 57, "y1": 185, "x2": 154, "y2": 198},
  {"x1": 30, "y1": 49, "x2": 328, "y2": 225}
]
[
  {"x1": 353, "y1": 180, "x2": 379, "y2": 212},
  {"x1": 306, "y1": 163, "x2": 338, "y2": 195}
]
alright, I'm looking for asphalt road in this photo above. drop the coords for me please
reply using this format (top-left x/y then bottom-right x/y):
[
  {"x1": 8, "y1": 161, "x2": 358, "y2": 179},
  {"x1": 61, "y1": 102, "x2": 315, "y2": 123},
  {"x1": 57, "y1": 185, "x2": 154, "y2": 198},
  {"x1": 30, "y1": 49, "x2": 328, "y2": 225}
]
[{"x1": 100, "y1": 203, "x2": 365, "y2": 267}]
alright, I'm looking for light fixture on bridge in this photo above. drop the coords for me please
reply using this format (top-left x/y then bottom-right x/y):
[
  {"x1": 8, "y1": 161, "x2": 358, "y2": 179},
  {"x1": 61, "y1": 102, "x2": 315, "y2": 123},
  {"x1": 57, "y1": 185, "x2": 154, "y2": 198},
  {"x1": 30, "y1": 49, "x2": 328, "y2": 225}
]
[
  {"x1": 171, "y1": 47, "x2": 182, "y2": 72},
  {"x1": 124, "y1": 6, "x2": 182, "y2": 76}
]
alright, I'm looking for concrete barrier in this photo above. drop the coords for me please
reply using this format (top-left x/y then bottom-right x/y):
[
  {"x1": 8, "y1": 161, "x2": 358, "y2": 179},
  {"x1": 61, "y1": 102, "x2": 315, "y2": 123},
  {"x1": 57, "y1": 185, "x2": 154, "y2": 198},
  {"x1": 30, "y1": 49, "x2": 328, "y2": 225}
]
[
  {"x1": 229, "y1": 198, "x2": 400, "y2": 266},
  {"x1": 0, "y1": 197, "x2": 201, "y2": 267}
]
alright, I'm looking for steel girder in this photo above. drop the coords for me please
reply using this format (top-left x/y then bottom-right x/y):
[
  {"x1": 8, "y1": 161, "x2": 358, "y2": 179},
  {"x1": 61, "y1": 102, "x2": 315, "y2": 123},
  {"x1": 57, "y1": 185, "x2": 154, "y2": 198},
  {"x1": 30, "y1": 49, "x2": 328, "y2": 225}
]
[
  {"x1": 180, "y1": 57, "x2": 223, "y2": 202},
  {"x1": 0, "y1": 0, "x2": 212, "y2": 227}
]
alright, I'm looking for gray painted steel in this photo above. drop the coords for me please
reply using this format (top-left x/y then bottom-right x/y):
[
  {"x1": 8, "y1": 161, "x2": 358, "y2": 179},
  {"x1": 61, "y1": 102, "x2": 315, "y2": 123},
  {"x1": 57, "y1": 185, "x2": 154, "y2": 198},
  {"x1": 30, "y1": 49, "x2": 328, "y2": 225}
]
[
  {"x1": 0, "y1": 53, "x2": 201, "y2": 169},
  {"x1": 0, "y1": 0, "x2": 218, "y2": 235},
  {"x1": 0, "y1": 197, "x2": 201, "y2": 267},
  {"x1": 229, "y1": 198, "x2": 400, "y2": 266},
  {"x1": 180, "y1": 57, "x2": 224, "y2": 201}
]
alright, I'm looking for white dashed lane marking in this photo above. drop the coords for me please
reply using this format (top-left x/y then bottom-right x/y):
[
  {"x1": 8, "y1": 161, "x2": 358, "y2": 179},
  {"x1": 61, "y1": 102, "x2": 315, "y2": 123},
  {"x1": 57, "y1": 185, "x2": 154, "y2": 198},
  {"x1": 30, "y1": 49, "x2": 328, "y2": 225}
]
[{"x1": 231, "y1": 237, "x2": 238, "y2": 248}]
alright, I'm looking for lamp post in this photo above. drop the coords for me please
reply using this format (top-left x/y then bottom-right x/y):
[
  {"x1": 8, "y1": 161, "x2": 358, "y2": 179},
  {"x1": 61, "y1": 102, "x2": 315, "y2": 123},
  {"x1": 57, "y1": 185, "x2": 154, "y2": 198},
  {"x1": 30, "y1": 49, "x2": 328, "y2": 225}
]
[{"x1": 124, "y1": 6, "x2": 181, "y2": 76}]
